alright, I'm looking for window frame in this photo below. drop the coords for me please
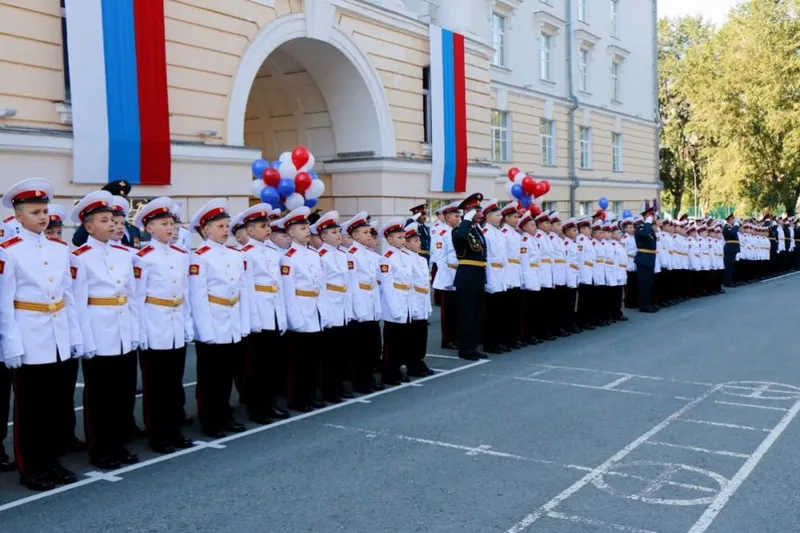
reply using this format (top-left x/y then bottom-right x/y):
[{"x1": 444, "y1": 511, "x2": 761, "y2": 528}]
[
  {"x1": 578, "y1": 0, "x2": 587, "y2": 22},
  {"x1": 611, "y1": 59, "x2": 622, "y2": 102},
  {"x1": 578, "y1": 48, "x2": 589, "y2": 93},
  {"x1": 491, "y1": 12, "x2": 507, "y2": 67},
  {"x1": 610, "y1": 0, "x2": 619, "y2": 38},
  {"x1": 579, "y1": 126, "x2": 592, "y2": 169},
  {"x1": 422, "y1": 66, "x2": 432, "y2": 144},
  {"x1": 491, "y1": 110, "x2": 511, "y2": 162},
  {"x1": 612, "y1": 132, "x2": 624, "y2": 172},
  {"x1": 540, "y1": 119, "x2": 555, "y2": 167},
  {"x1": 60, "y1": 0, "x2": 71, "y2": 103},
  {"x1": 539, "y1": 32, "x2": 553, "y2": 82}
]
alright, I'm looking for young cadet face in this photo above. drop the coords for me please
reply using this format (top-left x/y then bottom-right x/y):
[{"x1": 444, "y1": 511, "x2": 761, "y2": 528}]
[
  {"x1": 565, "y1": 226, "x2": 578, "y2": 239},
  {"x1": 111, "y1": 215, "x2": 126, "y2": 241},
  {"x1": 405, "y1": 234, "x2": 421, "y2": 252},
  {"x1": 539, "y1": 220, "x2": 552, "y2": 233},
  {"x1": 234, "y1": 227, "x2": 249, "y2": 246},
  {"x1": 486, "y1": 210, "x2": 502, "y2": 227},
  {"x1": 44, "y1": 226, "x2": 63, "y2": 239},
  {"x1": 368, "y1": 231, "x2": 379, "y2": 249},
  {"x1": 551, "y1": 221, "x2": 562, "y2": 235},
  {"x1": 204, "y1": 217, "x2": 230, "y2": 244},
  {"x1": 246, "y1": 220, "x2": 270, "y2": 242},
  {"x1": 85, "y1": 212, "x2": 115, "y2": 242},
  {"x1": 341, "y1": 233, "x2": 353, "y2": 247},
  {"x1": 625, "y1": 224, "x2": 634, "y2": 235},
  {"x1": 612, "y1": 229, "x2": 622, "y2": 240},
  {"x1": 523, "y1": 220, "x2": 537, "y2": 235},
  {"x1": 444, "y1": 211, "x2": 462, "y2": 227},
  {"x1": 352, "y1": 226, "x2": 372, "y2": 246},
  {"x1": 288, "y1": 222, "x2": 311, "y2": 245},
  {"x1": 503, "y1": 212, "x2": 520, "y2": 228},
  {"x1": 386, "y1": 232, "x2": 406, "y2": 248},
  {"x1": 15, "y1": 202, "x2": 49, "y2": 233},
  {"x1": 320, "y1": 226, "x2": 342, "y2": 247},
  {"x1": 270, "y1": 231, "x2": 291, "y2": 249},
  {"x1": 146, "y1": 216, "x2": 175, "y2": 245},
  {"x1": 579, "y1": 226, "x2": 592, "y2": 237}
]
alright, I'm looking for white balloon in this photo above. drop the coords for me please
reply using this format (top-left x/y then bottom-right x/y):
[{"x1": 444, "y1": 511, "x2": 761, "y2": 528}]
[
  {"x1": 279, "y1": 160, "x2": 297, "y2": 180},
  {"x1": 278, "y1": 151, "x2": 293, "y2": 166},
  {"x1": 300, "y1": 153, "x2": 316, "y2": 173},
  {"x1": 305, "y1": 179, "x2": 325, "y2": 199},
  {"x1": 285, "y1": 192, "x2": 304, "y2": 210},
  {"x1": 514, "y1": 173, "x2": 525, "y2": 185},
  {"x1": 504, "y1": 181, "x2": 515, "y2": 196},
  {"x1": 251, "y1": 179, "x2": 265, "y2": 197}
]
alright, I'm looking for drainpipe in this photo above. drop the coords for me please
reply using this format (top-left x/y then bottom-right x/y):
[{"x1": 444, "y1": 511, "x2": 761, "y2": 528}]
[
  {"x1": 652, "y1": 0, "x2": 662, "y2": 198},
  {"x1": 566, "y1": 0, "x2": 579, "y2": 217}
]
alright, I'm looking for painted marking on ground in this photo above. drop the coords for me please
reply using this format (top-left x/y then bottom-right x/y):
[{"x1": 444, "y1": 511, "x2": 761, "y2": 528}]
[
  {"x1": 682, "y1": 419, "x2": 771, "y2": 433},
  {"x1": 509, "y1": 375, "x2": 684, "y2": 401},
  {"x1": 645, "y1": 440, "x2": 750, "y2": 459},
  {"x1": 83, "y1": 471, "x2": 123, "y2": 482},
  {"x1": 546, "y1": 511, "x2": 661, "y2": 533},
  {"x1": 603, "y1": 374, "x2": 635, "y2": 390},
  {"x1": 529, "y1": 363, "x2": 715, "y2": 387},
  {"x1": 714, "y1": 400, "x2": 788, "y2": 412},
  {"x1": 759, "y1": 271, "x2": 799, "y2": 283},
  {"x1": 425, "y1": 353, "x2": 461, "y2": 360}
]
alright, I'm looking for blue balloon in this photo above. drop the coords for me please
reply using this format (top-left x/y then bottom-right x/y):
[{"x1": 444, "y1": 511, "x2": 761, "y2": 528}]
[
  {"x1": 598, "y1": 196, "x2": 609, "y2": 210},
  {"x1": 251, "y1": 159, "x2": 269, "y2": 179},
  {"x1": 277, "y1": 203, "x2": 286, "y2": 212},
  {"x1": 511, "y1": 184, "x2": 524, "y2": 199},
  {"x1": 520, "y1": 195, "x2": 532, "y2": 208},
  {"x1": 270, "y1": 160, "x2": 281, "y2": 169},
  {"x1": 623, "y1": 209, "x2": 632, "y2": 218},
  {"x1": 304, "y1": 198, "x2": 318, "y2": 208},
  {"x1": 309, "y1": 171, "x2": 319, "y2": 180},
  {"x1": 277, "y1": 177, "x2": 296, "y2": 197},
  {"x1": 260, "y1": 186, "x2": 280, "y2": 206}
]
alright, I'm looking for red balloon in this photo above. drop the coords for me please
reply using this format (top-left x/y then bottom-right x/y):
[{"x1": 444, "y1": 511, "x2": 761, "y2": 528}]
[
  {"x1": 507, "y1": 167, "x2": 521, "y2": 182},
  {"x1": 532, "y1": 182, "x2": 546, "y2": 198},
  {"x1": 521, "y1": 176, "x2": 537, "y2": 195},
  {"x1": 291, "y1": 145, "x2": 310, "y2": 170},
  {"x1": 530, "y1": 204, "x2": 542, "y2": 217},
  {"x1": 295, "y1": 172, "x2": 312, "y2": 194},
  {"x1": 262, "y1": 168, "x2": 280, "y2": 187},
  {"x1": 541, "y1": 180, "x2": 551, "y2": 194}
]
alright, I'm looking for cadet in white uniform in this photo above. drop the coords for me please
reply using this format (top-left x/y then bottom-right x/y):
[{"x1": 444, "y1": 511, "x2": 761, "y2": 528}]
[
  {"x1": 480, "y1": 199, "x2": 506, "y2": 353},
  {"x1": 591, "y1": 219, "x2": 610, "y2": 326},
  {"x1": 533, "y1": 211, "x2": 556, "y2": 340},
  {"x1": 378, "y1": 218, "x2": 413, "y2": 385},
  {"x1": 548, "y1": 212, "x2": 570, "y2": 337},
  {"x1": 431, "y1": 202, "x2": 461, "y2": 349},
  {"x1": 403, "y1": 222, "x2": 434, "y2": 377},
  {"x1": 0, "y1": 179, "x2": 81, "y2": 490},
  {"x1": 310, "y1": 210, "x2": 351, "y2": 403},
  {"x1": 621, "y1": 217, "x2": 638, "y2": 308},
  {"x1": 562, "y1": 218, "x2": 580, "y2": 333},
  {"x1": 278, "y1": 207, "x2": 326, "y2": 412},
  {"x1": 518, "y1": 211, "x2": 543, "y2": 345},
  {"x1": 500, "y1": 202, "x2": 524, "y2": 347},
  {"x1": 575, "y1": 217, "x2": 596, "y2": 330},
  {"x1": 132, "y1": 197, "x2": 195, "y2": 454},
  {"x1": 188, "y1": 200, "x2": 250, "y2": 438},
  {"x1": 171, "y1": 201, "x2": 193, "y2": 254},
  {"x1": 70, "y1": 190, "x2": 140, "y2": 470}
]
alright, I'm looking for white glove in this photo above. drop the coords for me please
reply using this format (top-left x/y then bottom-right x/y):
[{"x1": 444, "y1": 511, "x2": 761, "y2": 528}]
[
  {"x1": 82, "y1": 351, "x2": 96, "y2": 360},
  {"x1": 71, "y1": 345, "x2": 83, "y2": 358},
  {"x1": 645, "y1": 216, "x2": 654, "y2": 224},
  {"x1": 4, "y1": 357, "x2": 22, "y2": 369},
  {"x1": 464, "y1": 210, "x2": 476, "y2": 222}
]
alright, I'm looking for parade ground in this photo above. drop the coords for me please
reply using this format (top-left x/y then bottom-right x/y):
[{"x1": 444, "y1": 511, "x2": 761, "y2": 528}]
[{"x1": 2, "y1": 274, "x2": 799, "y2": 532}]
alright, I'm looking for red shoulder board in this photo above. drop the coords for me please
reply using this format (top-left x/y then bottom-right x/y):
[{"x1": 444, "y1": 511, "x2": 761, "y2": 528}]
[
  {"x1": 349, "y1": 246, "x2": 358, "y2": 254},
  {"x1": 72, "y1": 243, "x2": 91, "y2": 256},
  {"x1": 195, "y1": 245, "x2": 211, "y2": 256},
  {"x1": 549, "y1": 235, "x2": 554, "y2": 240},
  {"x1": 319, "y1": 248, "x2": 328, "y2": 257},
  {"x1": 227, "y1": 246, "x2": 242, "y2": 253},
  {"x1": 285, "y1": 248, "x2": 297, "y2": 257},
  {"x1": 241, "y1": 243, "x2": 254, "y2": 252},
  {"x1": 384, "y1": 250, "x2": 393, "y2": 258},
  {"x1": 47, "y1": 237, "x2": 67, "y2": 246},
  {"x1": 137, "y1": 245, "x2": 154, "y2": 258},
  {"x1": 0, "y1": 236, "x2": 21, "y2": 249},
  {"x1": 482, "y1": 227, "x2": 488, "y2": 234},
  {"x1": 536, "y1": 233, "x2": 543, "y2": 239},
  {"x1": 110, "y1": 244, "x2": 129, "y2": 252},
  {"x1": 592, "y1": 241, "x2": 597, "y2": 246},
  {"x1": 170, "y1": 245, "x2": 187, "y2": 254},
  {"x1": 3, "y1": 215, "x2": 14, "y2": 223},
  {"x1": 501, "y1": 228, "x2": 508, "y2": 233},
  {"x1": 439, "y1": 230, "x2": 447, "y2": 236}
]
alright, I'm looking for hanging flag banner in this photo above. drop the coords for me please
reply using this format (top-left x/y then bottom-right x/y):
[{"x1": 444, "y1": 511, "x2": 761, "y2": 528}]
[
  {"x1": 65, "y1": 0, "x2": 171, "y2": 185},
  {"x1": 429, "y1": 25, "x2": 468, "y2": 194}
]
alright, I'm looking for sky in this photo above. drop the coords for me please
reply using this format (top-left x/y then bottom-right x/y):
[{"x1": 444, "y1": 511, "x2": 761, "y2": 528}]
[{"x1": 658, "y1": 0, "x2": 741, "y2": 25}]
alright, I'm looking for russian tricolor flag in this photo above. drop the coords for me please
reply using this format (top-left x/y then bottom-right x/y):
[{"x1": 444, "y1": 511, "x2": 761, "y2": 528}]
[
  {"x1": 65, "y1": 0, "x2": 171, "y2": 185},
  {"x1": 429, "y1": 25, "x2": 467, "y2": 194}
]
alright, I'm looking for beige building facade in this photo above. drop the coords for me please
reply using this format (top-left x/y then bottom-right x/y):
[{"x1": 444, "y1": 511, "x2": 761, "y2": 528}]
[{"x1": 0, "y1": 0, "x2": 658, "y2": 244}]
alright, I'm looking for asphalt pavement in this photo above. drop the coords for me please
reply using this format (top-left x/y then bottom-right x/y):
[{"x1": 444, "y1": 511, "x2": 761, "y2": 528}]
[{"x1": 3, "y1": 274, "x2": 800, "y2": 532}]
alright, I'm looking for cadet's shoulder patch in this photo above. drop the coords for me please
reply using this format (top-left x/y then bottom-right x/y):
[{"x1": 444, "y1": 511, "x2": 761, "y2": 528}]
[
  {"x1": 47, "y1": 237, "x2": 67, "y2": 246},
  {"x1": 133, "y1": 266, "x2": 142, "y2": 279},
  {"x1": 0, "y1": 259, "x2": 5, "y2": 274},
  {"x1": 592, "y1": 241, "x2": 597, "y2": 246},
  {"x1": 482, "y1": 227, "x2": 489, "y2": 234},
  {"x1": 110, "y1": 244, "x2": 129, "y2": 252},
  {"x1": 241, "y1": 243, "x2": 254, "y2": 252},
  {"x1": 72, "y1": 243, "x2": 91, "y2": 256},
  {"x1": 3, "y1": 215, "x2": 14, "y2": 223},
  {"x1": 521, "y1": 235, "x2": 528, "y2": 242},
  {"x1": 349, "y1": 246, "x2": 358, "y2": 254},
  {"x1": 189, "y1": 264, "x2": 200, "y2": 276},
  {"x1": 347, "y1": 260, "x2": 354, "y2": 270},
  {"x1": 501, "y1": 228, "x2": 508, "y2": 234},
  {"x1": 170, "y1": 245, "x2": 187, "y2": 254},
  {"x1": 564, "y1": 240, "x2": 569, "y2": 246},
  {"x1": 536, "y1": 233, "x2": 543, "y2": 239},
  {"x1": 281, "y1": 265, "x2": 291, "y2": 275},
  {"x1": 195, "y1": 245, "x2": 211, "y2": 256},
  {"x1": 384, "y1": 250, "x2": 393, "y2": 258},
  {"x1": 319, "y1": 248, "x2": 328, "y2": 257},
  {"x1": 0, "y1": 236, "x2": 21, "y2": 249},
  {"x1": 521, "y1": 247, "x2": 527, "y2": 254},
  {"x1": 549, "y1": 235, "x2": 554, "y2": 240},
  {"x1": 227, "y1": 245, "x2": 242, "y2": 252},
  {"x1": 285, "y1": 247, "x2": 297, "y2": 258},
  {"x1": 436, "y1": 241, "x2": 443, "y2": 249},
  {"x1": 137, "y1": 245, "x2": 154, "y2": 258},
  {"x1": 380, "y1": 264, "x2": 389, "y2": 273},
  {"x1": 0, "y1": 229, "x2": 4, "y2": 238},
  {"x1": 439, "y1": 229, "x2": 447, "y2": 236}
]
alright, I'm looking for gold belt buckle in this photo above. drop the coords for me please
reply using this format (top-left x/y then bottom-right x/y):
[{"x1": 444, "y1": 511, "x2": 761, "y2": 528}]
[
  {"x1": 48, "y1": 302, "x2": 57, "y2": 313},
  {"x1": 117, "y1": 295, "x2": 126, "y2": 305}
]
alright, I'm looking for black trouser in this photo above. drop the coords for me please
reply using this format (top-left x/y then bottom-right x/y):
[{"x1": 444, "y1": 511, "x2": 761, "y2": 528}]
[
  {"x1": 503, "y1": 288, "x2": 523, "y2": 346},
  {"x1": 321, "y1": 326, "x2": 348, "y2": 400},
  {"x1": 636, "y1": 265, "x2": 655, "y2": 310},
  {"x1": 245, "y1": 329, "x2": 282, "y2": 417},
  {"x1": 483, "y1": 291, "x2": 505, "y2": 349},
  {"x1": 407, "y1": 319, "x2": 430, "y2": 375},
  {"x1": 724, "y1": 251, "x2": 737, "y2": 286},
  {"x1": 57, "y1": 357, "x2": 80, "y2": 456},
  {"x1": 560, "y1": 286, "x2": 577, "y2": 330},
  {"x1": 625, "y1": 271, "x2": 638, "y2": 308},
  {"x1": 232, "y1": 343, "x2": 248, "y2": 405},
  {"x1": 440, "y1": 290, "x2": 458, "y2": 346},
  {"x1": 0, "y1": 364, "x2": 10, "y2": 459},
  {"x1": 613, "y1": 286, "x2": 624, "y2": 318},
  {"x1": 13, "y1": 361, "x2": 72, "y2": 477},
  {"x1": 83, "y1": 352, "x2": 137, "y2": 462},
  {"x1": 540, "y1": 288, "x2": 557, "y2": 336},
  {"x1": 520, "y1": 290, "x2": 540, "y2": 343},
  {"x1": 457, "y1": 288, "x2": 483, "y2": 355},
  {"x1": 383, "y1": 320, "x2": 411, "y2": 383},
  {"x1": 195, "y1": 342, "x2": 237, "y2": 434},
  {"x1": 349, "y1": 320, "x2": 380, "y2": 392},
  {"x1": 287, "y1": 331, "x2": 322, "y2": 408},
  {"x1": 577, "y1": 284, "x2": 594, "y2": 327},
  {"x1": 140, "y1": 347, "x2": 187, "y2": 446}
]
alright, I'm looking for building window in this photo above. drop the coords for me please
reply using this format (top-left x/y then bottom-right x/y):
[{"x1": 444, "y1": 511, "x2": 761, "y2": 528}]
[
  {"x1": 539, "y1": 33, "x2": 552, "y2": 81},
  {"x1": 578, "y1": 201, "x2": 592, "y2": 215},
  {"x1": 422, "y1": 66, "x2": 432, "y2": 144},
  {"x1": 612, "y1": 133, "x2": 623, "y2": 172},
  {"x1": 612, "y1": 201, "x2": 624, "y2": 214},
  {"x1": 578, "y1": 0, "x2": 587, "y2": 22},
  {"x1": 610, "y1": 0, "x2": 619, "y2": 38},
  {"x1": 540, "y1": 119, "x2": 555, "y2": 166},
  {"x1": 611, "y1": 60, "x2": 621, "y2": 102},
  {"x1": 542, "y1": 201, "x2": 556, "y2": 212},
  {"x1": 60, "y1": 0, "x2": 71, "y2": 102},
  {"x1": 492, "y1": 13, "x2": 507, "y2": 67},
  {"x1": 579, "y1": 126, "x2": 591, "y2": 169},
  {"x1": 491, "y1": 110, "x2": 510, "y2": 162},
  {"x1": 578, "y1": 49, "x2": 589, "y2": 92}
]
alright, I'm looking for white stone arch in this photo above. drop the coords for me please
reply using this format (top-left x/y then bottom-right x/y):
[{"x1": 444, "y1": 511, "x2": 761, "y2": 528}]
[{"x1": 226, "y1": 13, "x2": 396, "y2": 158}]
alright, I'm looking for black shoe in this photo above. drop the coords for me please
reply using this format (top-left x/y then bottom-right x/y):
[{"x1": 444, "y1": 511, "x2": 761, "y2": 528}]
[
  {"x1": 617, "y1": 316, "x2": 629, "y2": 322},
  {"x1": 323, "y1": 396, "x2": 344, "y2": 404},
  {"x1": 581, "y1": 324, "x2": 596, "y2": 331},
  {"x1": 555, "y1": 329, "x2": 569, "y2": 337},
  {"x1": 440, "y1": 342, "x2": 458, "y2": 350},
  {"x1": 640, "y1": 306, "x2": 658, "y2": 313},
  {"x1": 248, "y1": 414, "x2": 272, "y2": 425},
  {"x1": 124, "y1": 425, "x2": 147, "y2": 443},
  {"x1": 270, "y1": 406, "x2": 291, "y2": 419},
  {"x1": 116, "y1": 448, "x2": 139, "y2": 465},
  {"x1": 181, "y1": 414, "x2": 193, "y2": 427},
  {"x1": 172, "y1": 436, "x2": 195, "y2": 449},
  {"x1": 341, "y1": 391, "x2": 355, "y2": 399},
  {"x1": 150, "y1": 442, "x2": 176, "y2": 454},
  {"x1": 458, "y1": 352, "x2": 480, "y2": 361},
  {"x1": 288, "y1": 404, "x2": 313, "y2": 413},
  {"x1": 484, "y1": 347, "x2": 504, "y2": 354},
  {"x1": 20, "y1": 473, "x2": 56, "y2": 491},
  {"x1": 475, "y1": 351, "x2": 489, "y2": 360},
  {"x1": 202, "y1": 429, "x2": 227, "y2": 439},
  {"x1": 0, "y1": 452, "x2": 16, "y2": 472},
  {"x1": 90, "y1": 456, "x2": 122, "y2": 470},
  {"x1": 499, "y1": 345, "x2": 513, "y2": 353},
  {"x1": 50, "y1": 463, "x2": 77, "y2": 484},
  {"x1": 371, "y1": 382, "x2": 386, "y2": 391},
  {"x1": 353, "y1": 387, "x2": 372, "y2": 394},
  {"x1": 400, "y1": 375, "x2": 411, "y2": 383},
  {"x1": 225, "y1": 420, "x2": 246, "y2": 433},
  {"x1": 382, "y1": 379, "x2": 401, "y2": 386}
]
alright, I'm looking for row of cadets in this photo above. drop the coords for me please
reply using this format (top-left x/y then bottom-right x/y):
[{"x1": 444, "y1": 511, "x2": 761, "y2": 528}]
[
  {"x1": 481, "y1": 199, "x2": 506, "y2": 353},
  {"x1": 432, "y1": 201, "x2": 461, "y2": 350},
  {"x1": 402, "y1": 221, "x2": 434, "y2": 376},
  {"x1": 0, "y1": 179, "x2": 81, "y2": 491},
  {"x1": 518, "y1": 209, "x2": 543, "y2": 346},
  {"x1": 589, "y1": 218, "x2": 610, "y2": 326},
  {"x1": 533, "y1": 210, "x2": 556, "y2": 340},
  {"x1": 548, "y1": 211, "x2": 571, "y2": 335},
  {"x1": 343, "y1": 213, "x2": 383, "y2": 393},
  {"x1": 131, "y1": 197, "x2": 196, "y2": 454},
  {"x1": 310, "y1": 210, "x2": 352, "y2": 403},
  {"x1": 188, "y1": 200, "x2": 250, "y2": 438},
  {"x1": 70, "y1": 190, "x2": 141, "y2": 471},
  {"x1": 735, "y1": 221, "x2": 772, "y2": 283}
]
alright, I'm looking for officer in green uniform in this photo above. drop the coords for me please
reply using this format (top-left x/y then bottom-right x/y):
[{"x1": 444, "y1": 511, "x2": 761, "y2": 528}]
[{"x1": 452, "y1": 193, "x2": 487, "y2": 361}]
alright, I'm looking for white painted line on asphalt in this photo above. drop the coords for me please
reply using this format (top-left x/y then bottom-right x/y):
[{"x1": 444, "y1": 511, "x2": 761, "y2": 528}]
[
  {"x1": 353, "y1": 399, "x2": 372, "y2": 404},
  {"x1": 84, "y1": 471, "x2": 123, "y2": 482},
  {"x1": 759, "y1": 271, "x2": 799, "y2": 283},
  {"x1": 525, "y1": 367, "x2": 554, "y2": 378},
  {"x1": 513, "y1": 376, "x2": 657, "y2": 398},
  {"x1": 715, "y1": 400, "x2": 788, "y2": 412},
  {"x1": 645, "y1": 440, "x2": 750, "y2": 459},
  {"x1": 193, "y1": 440, "x2": 226, "y2": 450},
  {"x1": 532, "y1": 363, "x2": 716, "y2": 387},
  {"x1": 687, "y1": 397, "x2": 800, "y2": 533},
  {"x1": 504, "y1": 384, "x2": 722, "y2": 533},
  {"x1": 602, "y1": 375, "x2": 635, "y2": 390},
  {"x1": 0, "y1": 478, "x2": 99, "y2": 513},
  {"x1": 683, "y1": 419, "x2": 771, "y2": 433},
  {"x1": 425, "y1": 353, "x2": 461, "y2": 360},
  {"x1": 546, "y1": 512, "x2": 661, "y2": 533},
  {"x1": 408, "y1": 382, "x2": 424, "y2": 387}
]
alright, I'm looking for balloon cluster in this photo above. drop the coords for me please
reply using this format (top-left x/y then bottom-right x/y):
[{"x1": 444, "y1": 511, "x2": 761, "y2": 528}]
[
  {"x1": 250, "y1": 145, "x2": 326, "y2": 211},
  {"x1": 505, "y1": 167, "x2": 550, "y2": 212}
]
